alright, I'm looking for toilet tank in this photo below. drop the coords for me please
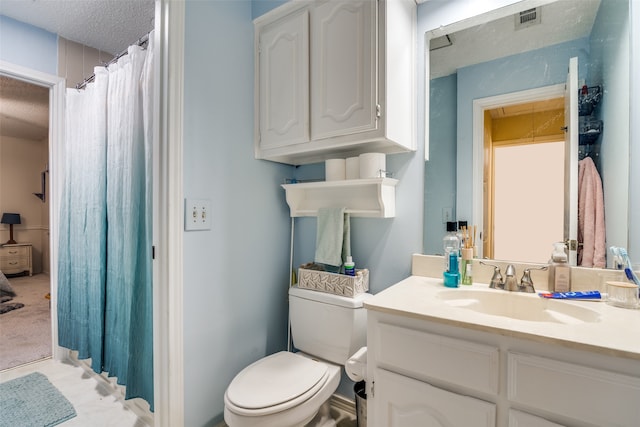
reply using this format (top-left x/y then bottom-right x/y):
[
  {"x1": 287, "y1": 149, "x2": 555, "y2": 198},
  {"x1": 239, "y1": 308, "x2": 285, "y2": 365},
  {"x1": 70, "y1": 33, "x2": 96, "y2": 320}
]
[{"x1": 289, "y1": 286, "x2": 371, "y2": 365}]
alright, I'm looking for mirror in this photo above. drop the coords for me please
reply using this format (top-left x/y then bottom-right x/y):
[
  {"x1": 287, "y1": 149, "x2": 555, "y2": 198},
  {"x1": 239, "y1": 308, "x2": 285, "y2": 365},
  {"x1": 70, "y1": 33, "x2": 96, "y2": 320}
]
[{"x1": 423, "y1": 0, "x2": 630, "y2": 268}]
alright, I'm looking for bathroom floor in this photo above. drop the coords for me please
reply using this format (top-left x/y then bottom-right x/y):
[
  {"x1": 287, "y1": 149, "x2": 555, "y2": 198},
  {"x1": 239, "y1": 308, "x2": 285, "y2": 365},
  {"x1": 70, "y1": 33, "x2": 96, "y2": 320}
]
[
  {"x1": 217, "y1": 397, "x2": 357, "y2": 427},
  {"x1": 0, "y1": 357, "x2": 152, "y2": 426}
]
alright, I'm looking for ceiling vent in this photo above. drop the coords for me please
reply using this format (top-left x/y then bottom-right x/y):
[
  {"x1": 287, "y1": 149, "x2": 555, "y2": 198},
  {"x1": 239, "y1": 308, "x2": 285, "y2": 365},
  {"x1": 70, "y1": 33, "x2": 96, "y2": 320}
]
[{"x1": 515, "y1": 8, "x2": 541, "y2": 30}]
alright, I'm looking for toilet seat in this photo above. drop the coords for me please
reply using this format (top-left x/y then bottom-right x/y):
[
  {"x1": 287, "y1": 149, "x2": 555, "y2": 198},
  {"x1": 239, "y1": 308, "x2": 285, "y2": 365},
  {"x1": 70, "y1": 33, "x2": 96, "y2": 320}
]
[{"x1": 225, "y1": 351, "x2": 330, "y2": 417}]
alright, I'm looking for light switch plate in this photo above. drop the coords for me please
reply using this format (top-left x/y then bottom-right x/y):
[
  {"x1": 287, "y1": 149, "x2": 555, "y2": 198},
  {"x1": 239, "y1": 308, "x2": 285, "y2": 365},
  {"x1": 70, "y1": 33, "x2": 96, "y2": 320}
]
[{"x1": 185, "y1": 198, "x2": 212, "y2": 231}]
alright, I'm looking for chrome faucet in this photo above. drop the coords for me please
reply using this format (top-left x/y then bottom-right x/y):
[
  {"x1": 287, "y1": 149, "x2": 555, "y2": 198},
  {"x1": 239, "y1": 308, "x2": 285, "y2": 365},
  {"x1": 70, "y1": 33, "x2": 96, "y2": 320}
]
[
  {"x1": 479, "y1": 261, "x2": 504, "y2": 290},
  {"x1": 519, "y1": 266, "x2": 548, "y2": 293},
  {"x1": 479, "y1": 262, "x2": 547, "y2": 293},
  {"x1": 504, "y1": 264, "x2": 519, "y2": 292}
]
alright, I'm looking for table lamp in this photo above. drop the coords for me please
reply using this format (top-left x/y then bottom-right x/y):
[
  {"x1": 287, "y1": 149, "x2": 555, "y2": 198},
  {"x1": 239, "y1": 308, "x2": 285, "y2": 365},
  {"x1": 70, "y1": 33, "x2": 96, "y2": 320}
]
[{"x1": 1, "y1": 213, "x2": 21, "y2": 244}]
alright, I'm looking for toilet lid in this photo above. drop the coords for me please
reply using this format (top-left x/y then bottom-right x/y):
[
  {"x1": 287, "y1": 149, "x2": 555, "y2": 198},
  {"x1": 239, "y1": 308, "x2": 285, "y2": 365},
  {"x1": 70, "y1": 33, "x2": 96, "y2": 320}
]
[{"x1": 226, "y1": 351, "x2": 328, "y2": 410}]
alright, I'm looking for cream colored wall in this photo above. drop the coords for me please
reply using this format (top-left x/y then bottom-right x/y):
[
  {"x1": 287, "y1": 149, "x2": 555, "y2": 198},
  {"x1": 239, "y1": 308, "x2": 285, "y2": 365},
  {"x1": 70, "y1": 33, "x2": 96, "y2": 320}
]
[
  {"x1": 57, "y1": 36, "x2": 113, "y2": 88},
  {"x1": 0, "y1": 135, "x2": 49, "y2": 273}
]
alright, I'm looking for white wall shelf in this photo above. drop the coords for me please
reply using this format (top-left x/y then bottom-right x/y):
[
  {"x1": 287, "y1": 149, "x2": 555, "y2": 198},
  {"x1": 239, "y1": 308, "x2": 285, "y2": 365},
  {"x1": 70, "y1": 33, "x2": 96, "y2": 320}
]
[{"x1": 281, "y1": 178, "x2": 398, "y2": 218}]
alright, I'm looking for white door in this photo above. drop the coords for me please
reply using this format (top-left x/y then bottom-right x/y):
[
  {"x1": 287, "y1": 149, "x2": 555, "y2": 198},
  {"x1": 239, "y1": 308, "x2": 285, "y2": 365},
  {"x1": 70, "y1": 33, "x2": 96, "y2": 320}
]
[
  {"x1": 373, "y1": 369, "x2": 496, "y2": 427},
  {"x1": 564, "y1": 57, "x2": 579, "y2": 265},
  {"x1": 258, "y1": 8, "x2": 309, "y2": 149},
  {"x1": 310, "y1": 0, "x2": 376, "y2": 141}
]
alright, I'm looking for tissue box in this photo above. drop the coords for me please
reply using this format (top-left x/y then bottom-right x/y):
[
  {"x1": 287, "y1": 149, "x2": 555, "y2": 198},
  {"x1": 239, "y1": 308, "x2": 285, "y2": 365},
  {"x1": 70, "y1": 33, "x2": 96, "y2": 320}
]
[{"x1": 297, "y1": 268, "x2": 369, "y2": 297}]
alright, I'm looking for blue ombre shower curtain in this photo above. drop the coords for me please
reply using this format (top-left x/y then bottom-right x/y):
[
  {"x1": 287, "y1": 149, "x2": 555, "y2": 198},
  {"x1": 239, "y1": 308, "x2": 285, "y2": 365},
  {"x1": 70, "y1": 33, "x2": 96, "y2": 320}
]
[{"x1": 57, "y1": 33, "x2": 154, "y2": 410}]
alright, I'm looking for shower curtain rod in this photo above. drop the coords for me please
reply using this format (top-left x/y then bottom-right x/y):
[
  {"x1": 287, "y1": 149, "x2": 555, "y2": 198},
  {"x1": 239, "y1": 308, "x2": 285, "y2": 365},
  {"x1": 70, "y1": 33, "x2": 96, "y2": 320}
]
[{"x1": 75, "y1": 32, "x2": 150, "y2": 90}]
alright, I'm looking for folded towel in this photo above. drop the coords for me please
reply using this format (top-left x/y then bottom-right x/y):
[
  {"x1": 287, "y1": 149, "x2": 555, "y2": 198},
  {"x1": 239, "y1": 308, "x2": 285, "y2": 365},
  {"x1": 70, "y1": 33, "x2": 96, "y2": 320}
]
[{"x1": 315, "y1": 207, "x2": 351, "y2": 268}]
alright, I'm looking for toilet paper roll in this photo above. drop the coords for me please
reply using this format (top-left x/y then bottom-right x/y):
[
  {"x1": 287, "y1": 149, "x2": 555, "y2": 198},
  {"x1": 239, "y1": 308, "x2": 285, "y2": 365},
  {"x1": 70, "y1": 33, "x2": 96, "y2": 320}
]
[
  {"x1": 346, "y1": 157, "x2": 360, "y2": 180},
  {"x1": 325, "y1": 158, "x2": 346, "y2": 181},
  {"x1": 359, "y1": 153, "x2": 386, "y2": 179}
]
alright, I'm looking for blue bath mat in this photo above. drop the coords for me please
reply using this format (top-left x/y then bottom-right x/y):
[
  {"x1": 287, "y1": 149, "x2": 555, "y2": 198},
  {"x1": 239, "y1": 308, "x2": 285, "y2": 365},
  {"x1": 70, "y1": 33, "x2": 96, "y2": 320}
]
[{"x1": 0, "y1": 372, "x2": 77, "y2": 427}]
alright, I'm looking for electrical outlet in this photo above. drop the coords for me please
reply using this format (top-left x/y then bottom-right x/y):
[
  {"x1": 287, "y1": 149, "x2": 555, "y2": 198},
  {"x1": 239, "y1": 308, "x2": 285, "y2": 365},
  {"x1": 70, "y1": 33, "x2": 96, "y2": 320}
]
[
  {"x1": 442, "y1": 207, "x2": 453, "y2": 223},
  {"x1": 185, "y1": 198, "x2": 212, "y2": 231}
]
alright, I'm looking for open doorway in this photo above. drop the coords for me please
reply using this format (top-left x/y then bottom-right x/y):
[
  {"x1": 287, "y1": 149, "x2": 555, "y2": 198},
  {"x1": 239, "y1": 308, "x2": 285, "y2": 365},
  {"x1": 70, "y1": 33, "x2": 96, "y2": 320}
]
[
  {"x1": 484, "y1": 97, "x2": 566, "y2": 263},
  {"x1": 472, "y1": 83, "x2": 570, "y2": 262},
  {"x1": 0, "y1": 62, "x2": 65, "y2": 372},
  {"x1": 0, "y1": 74, "x2": 54, "y2": 370}
]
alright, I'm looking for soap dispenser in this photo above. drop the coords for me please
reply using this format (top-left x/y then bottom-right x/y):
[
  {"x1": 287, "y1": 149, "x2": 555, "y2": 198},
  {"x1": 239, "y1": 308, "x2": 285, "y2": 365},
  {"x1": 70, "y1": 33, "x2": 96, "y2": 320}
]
[{"x1": 548, "y1": 242, "x2": 571, "y2": 292}]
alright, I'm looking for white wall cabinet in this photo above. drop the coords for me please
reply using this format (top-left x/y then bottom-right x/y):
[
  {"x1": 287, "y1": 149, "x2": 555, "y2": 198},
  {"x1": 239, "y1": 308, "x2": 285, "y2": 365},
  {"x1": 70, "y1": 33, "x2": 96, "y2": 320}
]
[
  {"x1": 254, "y1": 0, "x2": 415, "y2": 165},
  {"x1": 366, "y1": 310, "x2": 640, "y2": 427},
  {"x1": 256, "y1": 7, "x2": 309, "y2": 149},
  {"x1": 309, "y1": 0, "x2": 376, "y2": 141}
]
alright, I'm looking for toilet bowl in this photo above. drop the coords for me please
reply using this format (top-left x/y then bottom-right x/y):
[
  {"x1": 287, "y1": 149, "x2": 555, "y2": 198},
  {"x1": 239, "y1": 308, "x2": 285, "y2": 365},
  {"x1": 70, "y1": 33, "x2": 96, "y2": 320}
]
[
  {"x1": 224, "y1": 286, "x2": 370, "y2": 427},
  {"x1": 224, "y1": 351, "x2": 341, "y2": 427}
]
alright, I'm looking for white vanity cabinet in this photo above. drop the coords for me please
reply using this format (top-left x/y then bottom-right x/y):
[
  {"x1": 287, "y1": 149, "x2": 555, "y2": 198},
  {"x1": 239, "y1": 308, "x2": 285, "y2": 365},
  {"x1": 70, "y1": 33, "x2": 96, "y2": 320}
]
[
  {"x1": 254, "y1": 0, "x2": 416, "y2": 165},
  {"x1": 375, "y1": 368, "x2": 496, "y2": 426},
  {"x1": 366, "y1": 308, "x2": 640, "y2": 427}
]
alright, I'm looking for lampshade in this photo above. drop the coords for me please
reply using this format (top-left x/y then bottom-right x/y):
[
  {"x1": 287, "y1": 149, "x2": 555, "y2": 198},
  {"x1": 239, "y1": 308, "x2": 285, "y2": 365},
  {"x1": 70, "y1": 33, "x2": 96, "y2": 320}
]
[{"x1": 1, "y1": 213, "x2": 21, "y2": 225}]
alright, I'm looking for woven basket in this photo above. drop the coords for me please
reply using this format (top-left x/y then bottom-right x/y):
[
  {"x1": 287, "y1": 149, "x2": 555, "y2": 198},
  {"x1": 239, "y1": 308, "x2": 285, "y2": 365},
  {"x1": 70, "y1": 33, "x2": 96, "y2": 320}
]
[{"x1": 297, "y1": 268, "x2": 369, "y2": 297}]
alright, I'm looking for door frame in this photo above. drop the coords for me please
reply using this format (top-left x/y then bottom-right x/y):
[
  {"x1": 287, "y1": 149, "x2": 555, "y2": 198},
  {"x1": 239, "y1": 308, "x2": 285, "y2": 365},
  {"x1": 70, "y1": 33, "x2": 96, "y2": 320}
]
[
  {"x1": 472, "y1": 83, "x2": 565, "y2": 259},
  {"x1": 0, "y1": 60, "x2": 66, "y2": 360}
]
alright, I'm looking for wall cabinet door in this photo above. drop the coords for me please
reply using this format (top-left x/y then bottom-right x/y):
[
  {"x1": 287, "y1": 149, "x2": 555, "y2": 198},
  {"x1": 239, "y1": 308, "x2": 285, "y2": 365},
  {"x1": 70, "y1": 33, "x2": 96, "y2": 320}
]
[
  {"x1": 310, "y1": 0, "x2": 376, "y2": 141},
  {"x1": 374, "y1": 368, "x2": 496, "y2": 427},
  {"x1": 257, "y1": 8, "x2": 309, "y2": 149}
]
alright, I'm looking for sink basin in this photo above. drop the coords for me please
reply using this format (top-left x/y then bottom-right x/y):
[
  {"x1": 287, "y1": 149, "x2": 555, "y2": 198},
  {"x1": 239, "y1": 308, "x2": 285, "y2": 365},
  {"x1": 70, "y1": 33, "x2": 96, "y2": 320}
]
[{"x1": 437, "y1": 289, "x2": 601, "y2": 324}]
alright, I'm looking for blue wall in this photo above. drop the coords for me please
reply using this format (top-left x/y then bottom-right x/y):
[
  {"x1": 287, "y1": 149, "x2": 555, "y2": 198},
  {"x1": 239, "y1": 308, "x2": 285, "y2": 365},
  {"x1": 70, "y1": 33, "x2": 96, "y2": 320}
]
[
  {"x1": 424, "y1": 74, "x2": 457, "y2": 255},
  {"x1": 182, "y1": 1, "x2": 292, "y2": 425},
  {"x1": 589, "y1": 0, "x2": 630, "y2": 256},
  {"x1": 0, "y1": 15, "x2": 57, "y2": 75}
]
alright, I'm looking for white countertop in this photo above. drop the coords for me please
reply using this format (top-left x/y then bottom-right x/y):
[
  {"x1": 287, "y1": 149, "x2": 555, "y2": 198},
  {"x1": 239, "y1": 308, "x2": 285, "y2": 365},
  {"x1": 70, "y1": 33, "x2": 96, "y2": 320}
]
[{"x1": 364, "y1": 275, "x2": 640, "y2": 360}]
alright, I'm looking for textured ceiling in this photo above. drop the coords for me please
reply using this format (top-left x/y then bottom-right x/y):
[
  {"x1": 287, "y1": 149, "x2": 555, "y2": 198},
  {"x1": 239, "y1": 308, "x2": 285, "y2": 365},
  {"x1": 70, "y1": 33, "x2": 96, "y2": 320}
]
[
  {"x1": 0, "y1": 76, "x2": 49, "y2": 140},
  {"x1": 430, "y1": 0, "x2": 601, "y2": 78},
  {"x1": 0, "y1": 0, "x2": 155, "y2": 56}
]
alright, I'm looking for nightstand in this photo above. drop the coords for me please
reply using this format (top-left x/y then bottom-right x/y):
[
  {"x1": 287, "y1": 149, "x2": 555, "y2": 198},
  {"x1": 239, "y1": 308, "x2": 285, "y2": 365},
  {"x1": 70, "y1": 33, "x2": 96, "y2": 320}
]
[{"x1": 0, "y1": 243, "x2": 33, "y2": 276}]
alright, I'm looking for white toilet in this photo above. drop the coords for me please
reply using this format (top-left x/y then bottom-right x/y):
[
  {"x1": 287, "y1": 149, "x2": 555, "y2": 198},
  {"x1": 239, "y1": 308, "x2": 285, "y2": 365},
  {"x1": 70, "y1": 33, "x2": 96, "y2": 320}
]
[{"x1": 224, "y1": 285, "x2": 371, "y2": 427}]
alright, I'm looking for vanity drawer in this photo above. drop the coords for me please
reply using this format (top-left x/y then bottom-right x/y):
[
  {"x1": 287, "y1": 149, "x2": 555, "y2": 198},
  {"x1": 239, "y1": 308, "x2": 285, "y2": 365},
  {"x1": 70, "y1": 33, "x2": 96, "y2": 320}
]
[
  {"x1": 375, "y1": 322, "x2": 499, "y2": 394},
  {"x1": 507, "y1": 352, "x2": 640, "y2": 426}
]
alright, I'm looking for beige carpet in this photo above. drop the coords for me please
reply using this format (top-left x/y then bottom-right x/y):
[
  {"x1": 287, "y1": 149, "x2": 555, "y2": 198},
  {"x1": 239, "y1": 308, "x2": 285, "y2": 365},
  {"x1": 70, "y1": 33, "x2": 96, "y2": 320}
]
[{"x1": 0, "y1": 273, "x2": 51, "y2": 371}]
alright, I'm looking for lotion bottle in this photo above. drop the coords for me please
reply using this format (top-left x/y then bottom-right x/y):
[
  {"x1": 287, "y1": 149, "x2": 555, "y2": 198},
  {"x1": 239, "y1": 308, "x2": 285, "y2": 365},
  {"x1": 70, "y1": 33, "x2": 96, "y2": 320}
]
[{"x1": 548, "y1": 242, "x2": 571, "y2": 292}]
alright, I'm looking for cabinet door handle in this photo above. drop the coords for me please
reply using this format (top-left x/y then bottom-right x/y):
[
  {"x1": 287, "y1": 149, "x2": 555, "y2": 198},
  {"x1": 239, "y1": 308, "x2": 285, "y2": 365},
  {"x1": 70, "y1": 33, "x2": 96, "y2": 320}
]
[
  {"x1": 9, "y1": 261, "x2": 18, "y2": 265},
  {"x1": 8, "y1": 250, "x2": 18, "y2": 254}
]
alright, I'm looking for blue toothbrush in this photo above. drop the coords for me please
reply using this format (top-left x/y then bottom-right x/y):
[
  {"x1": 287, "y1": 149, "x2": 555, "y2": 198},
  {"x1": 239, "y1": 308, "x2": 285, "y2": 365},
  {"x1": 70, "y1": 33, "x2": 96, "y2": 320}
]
[{"x1": 618, "y1": 247, "x2": 640, "y2": 287}]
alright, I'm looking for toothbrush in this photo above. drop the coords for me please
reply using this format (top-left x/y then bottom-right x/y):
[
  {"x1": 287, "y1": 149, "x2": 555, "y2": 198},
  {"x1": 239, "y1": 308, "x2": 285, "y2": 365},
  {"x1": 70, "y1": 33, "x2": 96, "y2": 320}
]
[
  {"x1": 609, "y1": 246, "x2": 623, "y2": 269},
  {"x1": 618, "y1": 248, "x2": 640, "y2": 287}
]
